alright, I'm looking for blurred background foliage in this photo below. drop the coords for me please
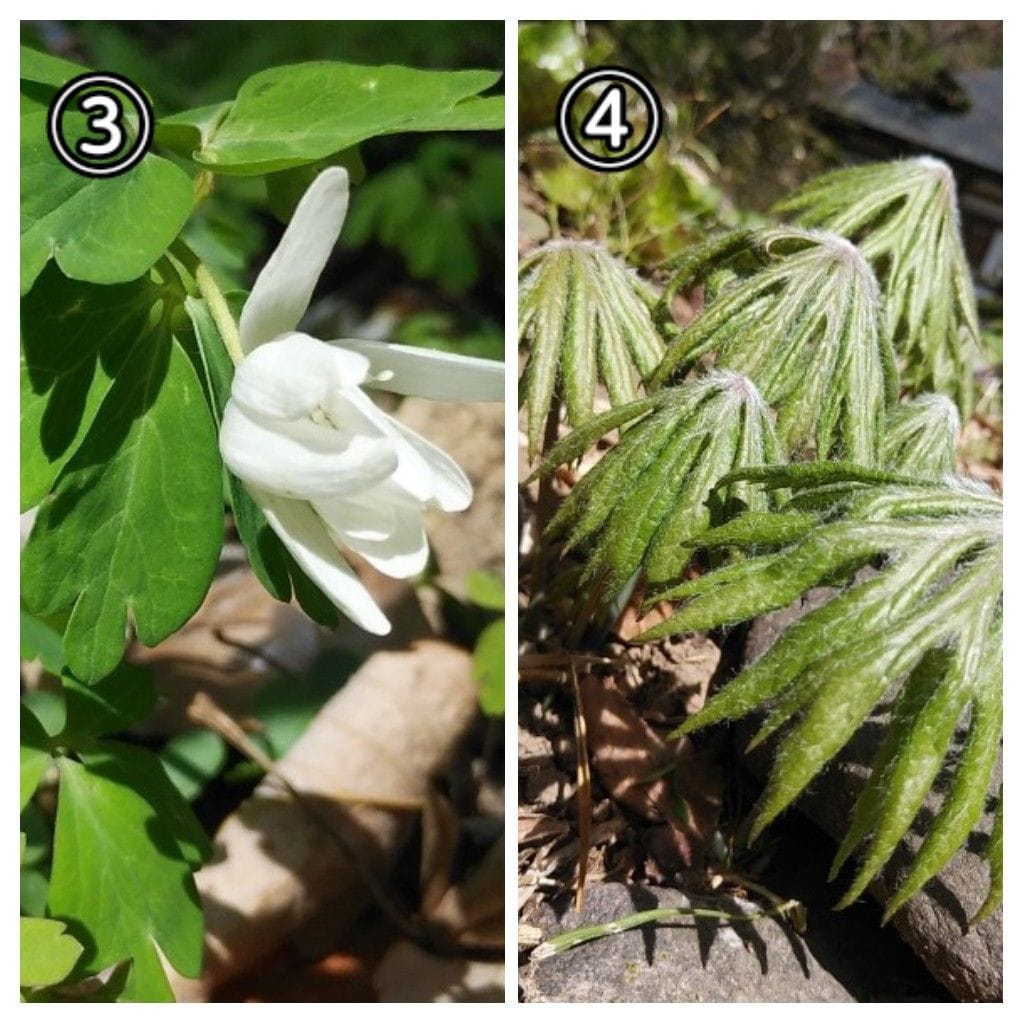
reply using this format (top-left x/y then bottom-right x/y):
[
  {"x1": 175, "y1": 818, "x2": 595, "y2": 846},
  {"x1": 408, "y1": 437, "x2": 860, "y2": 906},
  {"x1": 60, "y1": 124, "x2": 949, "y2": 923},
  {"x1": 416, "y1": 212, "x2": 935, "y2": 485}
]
[
  {"x1": 519, "y1": 20, "x2": 1000, "y2": 252},
  {"x1": 23, "y1": 20, "x2": 504, "y2": 361}
]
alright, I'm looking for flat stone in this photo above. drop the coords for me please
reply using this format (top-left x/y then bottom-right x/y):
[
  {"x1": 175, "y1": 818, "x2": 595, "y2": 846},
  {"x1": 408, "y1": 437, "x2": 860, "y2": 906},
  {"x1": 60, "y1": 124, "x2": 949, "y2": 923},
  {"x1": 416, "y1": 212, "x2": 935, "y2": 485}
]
[
  {"x1": 521, "y1": 882, "x2": 855, "y2": 1002},
  {"x1": 738, "y1": 597, "x2": 1002, "y2": 1002}
]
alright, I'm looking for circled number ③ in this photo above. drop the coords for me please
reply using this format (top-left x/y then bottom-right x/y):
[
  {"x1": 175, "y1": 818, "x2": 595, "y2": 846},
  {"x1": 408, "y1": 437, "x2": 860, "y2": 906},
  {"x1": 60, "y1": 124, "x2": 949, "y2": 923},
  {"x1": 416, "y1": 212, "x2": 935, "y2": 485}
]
[{"x1": 47, "y1": 72, "x2": 153, "y2": 178}]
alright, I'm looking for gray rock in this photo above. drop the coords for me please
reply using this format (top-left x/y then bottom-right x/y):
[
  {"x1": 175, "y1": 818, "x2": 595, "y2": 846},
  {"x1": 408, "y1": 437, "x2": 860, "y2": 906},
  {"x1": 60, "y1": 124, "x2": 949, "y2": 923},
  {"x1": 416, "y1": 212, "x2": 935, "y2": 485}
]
[
  {"x1": 737, "y1": 597, "x2": 1002, "y2": 1002},
  {"x1": 521, "y1": 882, "x2": 855, "y2": 1002}
]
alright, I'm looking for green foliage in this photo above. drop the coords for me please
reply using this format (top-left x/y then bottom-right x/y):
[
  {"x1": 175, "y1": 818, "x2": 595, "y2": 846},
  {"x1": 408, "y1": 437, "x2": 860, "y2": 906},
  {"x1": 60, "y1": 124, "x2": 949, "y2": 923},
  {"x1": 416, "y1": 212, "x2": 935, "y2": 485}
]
[
  {"x1": 536, "y1": 372, "x2": 781, "y2": 595},
  {"x1": 882, "y1": 393, "x2": 959, "y2": 477},
  {"x1": 191, "y1": 63, "x2": 503, "y2": 174},
  {"x1": 20, "y1": 109, "x2": 193, "y2": 294},
  {"x1": 21, "y1": 273, "x2": 224, "y2": 683},
  {"x1": 519, "y1": 240, "x2": 664, "y2": 458},
  {"x1": 640, "y1": 466, "x2": 1001, "y2": 919},
  {"x1": 20, "y1": 31, "x2": 504, "y2": 1001},
  {"x1": 474, "y1": 619, "x2": 505, "y2": 716},
  {"x1": 50, "y1": 746, "x2": 206, "y2": 1001},
  {"x1": 777, "y1": 157, "x2": 981, "y2": 415},
  {"x1": 160, "y1": 729, "x2": 228, "y2": 803},
  {"x1": 21, "y1": 917, "x2": 84, "y2": 990},
  {"x1": 344, "y1": 138, "x2": 502, "y2": 292},
  {"x1": 652, "y1": 228, "x2": 897, "y2": 464}
]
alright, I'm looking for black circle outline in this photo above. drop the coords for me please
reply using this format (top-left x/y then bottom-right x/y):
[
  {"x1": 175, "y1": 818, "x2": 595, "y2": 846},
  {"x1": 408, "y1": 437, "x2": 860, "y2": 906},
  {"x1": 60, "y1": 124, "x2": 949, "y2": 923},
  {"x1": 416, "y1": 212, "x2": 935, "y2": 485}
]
[
  {"x1": 556, "y1": 66, "x2": 663, "y2": 172},
  {"x1": 46, "y1": 72, "x2": 153, "y2": 179}
]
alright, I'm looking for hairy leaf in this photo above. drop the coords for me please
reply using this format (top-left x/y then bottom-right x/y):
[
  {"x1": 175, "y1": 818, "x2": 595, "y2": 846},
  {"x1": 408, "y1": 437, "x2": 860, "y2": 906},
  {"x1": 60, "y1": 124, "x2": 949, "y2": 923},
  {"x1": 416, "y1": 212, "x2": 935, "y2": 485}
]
[
  {"x1": 642, "y1": 470, "x2": 1001, "y2": 918},
  {"x1": 540, "y1": 372, "x2": 781, "y2": 599},
  {"x1": 777, "y1": 157, "x2": 980, "y2": 415},
  {"x1": 883, "y1": 393, "x2": 959, "y2": 477},
  {"x1": 651, "y1": 228, "x2": 896, "y2": 464},
  {"x1": 519, "y1": 240, "x2": 664, "y2": 458}
]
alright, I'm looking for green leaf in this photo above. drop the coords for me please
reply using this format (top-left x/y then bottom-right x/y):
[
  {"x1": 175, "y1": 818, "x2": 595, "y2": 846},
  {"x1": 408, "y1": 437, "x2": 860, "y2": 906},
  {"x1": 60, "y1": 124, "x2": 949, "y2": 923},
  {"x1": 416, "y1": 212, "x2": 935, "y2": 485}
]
[
  {"x1": 155, "y1": 102, "x2": 232, "y2": 155},
  {"x1": 657, "y1": 469, "x2": 1001, "y2": 918},
  {"x1": 544, "y1": 372, "x2": 781, "y2": 598},
  {"x1": 21, "y1": 869, "x2": 49, "y2": 919},
  {"x1": 777, "y1": 157, "x2": 981, "y2": 415},
  {"x1": 21, "y1": 45, "x2": 88, "y2": 88},
  {"x1": 882, "y1": 393, "x2": 959, "y2": 478},
  {"x1": 21, "y1": 268, "x2": 154, "y2": 509},
  {"x1": 160, "y1": 729, "x2": 227, "y2": 803},
  {"x1": 21, "y1": 703, "x2": 51, "y2": 810},
  {"x1": 20, "y1": 110, "x2": 194, "y2": 294},
  {"x1": 60, "y1": 665, "x2": 157, "y2": 747},
  {"x1": 21, "y1": 610, "x2": 64, "y2": 675},
  {"x1": 184, "y1": 292, "x2": 340, "y2": 627},
  {"x1": 21, "y1": 279, "x2": 224, "y2": 683},
  {"x1": 473, "y1": 618, "x2": 504, "y2": 716},
  {"x1": 519, "y1": 240, "x2": 664, "y2": 459},
  {"x1": 465, "y1": 569, "x2": 504, "y2": 611},
  {"x1": 197, "y1": 63, "x2": 503, "y2": 174},
  {"x1": 651, "y1": 228, "x2": 896, "y2": 464},
  {"x1": 49, "y1": 745, "x2": 206, "y2": 1001},
  {"x1": 20, "y1": 917, "x2": 84, "y2": 989}
]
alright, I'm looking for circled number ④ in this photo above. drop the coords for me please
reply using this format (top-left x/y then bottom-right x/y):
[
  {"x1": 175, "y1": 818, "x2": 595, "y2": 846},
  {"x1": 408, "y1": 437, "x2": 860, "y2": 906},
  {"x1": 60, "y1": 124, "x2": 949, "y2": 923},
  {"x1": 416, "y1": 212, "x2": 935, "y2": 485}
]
[{"x1": 556, "y1": 67, "x2": 662, "y2": 173}]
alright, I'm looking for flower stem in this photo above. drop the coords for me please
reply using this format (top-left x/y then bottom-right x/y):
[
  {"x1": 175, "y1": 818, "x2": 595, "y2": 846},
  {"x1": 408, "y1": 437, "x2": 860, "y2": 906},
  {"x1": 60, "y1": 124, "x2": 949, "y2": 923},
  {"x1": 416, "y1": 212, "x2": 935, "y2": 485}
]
[{"x1": 196, "y1": 264, "x2": 244, "y2": 366}]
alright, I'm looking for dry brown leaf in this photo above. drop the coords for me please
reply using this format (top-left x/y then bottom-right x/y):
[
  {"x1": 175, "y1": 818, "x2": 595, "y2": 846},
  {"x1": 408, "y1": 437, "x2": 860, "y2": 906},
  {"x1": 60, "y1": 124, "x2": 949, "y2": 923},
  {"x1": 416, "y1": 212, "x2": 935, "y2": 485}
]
[
  {"x1": 169, "y1": 640, "x2": 478, "y2": 1000},
  {"x1": 580, "y1": 674, "x2": 721, "y2": 871}
]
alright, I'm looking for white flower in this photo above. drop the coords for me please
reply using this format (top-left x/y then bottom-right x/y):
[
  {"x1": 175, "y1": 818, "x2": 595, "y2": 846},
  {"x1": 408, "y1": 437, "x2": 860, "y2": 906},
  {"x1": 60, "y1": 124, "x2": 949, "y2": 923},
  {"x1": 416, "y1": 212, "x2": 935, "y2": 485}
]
[{"x1": 220, "y1": 167, "x2": 503, "y2": 635}]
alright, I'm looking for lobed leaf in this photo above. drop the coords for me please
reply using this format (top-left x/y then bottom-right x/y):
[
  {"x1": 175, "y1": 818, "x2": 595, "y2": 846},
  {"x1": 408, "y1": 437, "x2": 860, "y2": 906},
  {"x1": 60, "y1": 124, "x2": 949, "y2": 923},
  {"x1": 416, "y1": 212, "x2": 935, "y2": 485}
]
[
  {"x1": 651, "y1": 228, "x2": 896, "y2": 464},
  {"x1": 651, "y1": 468, "x2": 1001, "y2": 918},
  {"x1": 777, "y1": 157, "x2": 981, "y2": 415},
  {"x1": 544, "y1": 372, "x2": 780, "y2": 603},
  {"x1": 21, "y1": 277, "x2": 224, "y2": 683},
  {"x1": 49, "y1": 745, "x2": 207, "y2": 1001},
  {"x1": 196, "y1": 62, "x2": 503, "y2": 174},
  {"x1": 519, "y1": 240, "x2": 664, "y2": 458}
]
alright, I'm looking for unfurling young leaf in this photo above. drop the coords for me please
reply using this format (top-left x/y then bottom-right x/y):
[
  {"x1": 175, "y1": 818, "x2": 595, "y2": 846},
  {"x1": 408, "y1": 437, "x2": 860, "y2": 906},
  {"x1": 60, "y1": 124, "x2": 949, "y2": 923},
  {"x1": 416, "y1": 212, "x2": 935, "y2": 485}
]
[
  {"x1": 518, "y1": 240, "x2": 664, "y2": 458},
  {"x1": 882, "y1": 392, "x2": 959, "y2": 477},
  {"x1": 777, "y1": 157, "x2": 981, "y2": 416},
  {"x1": 535, "y1": 371, "x2": 781, "y2": 599},
  {"x1": 640, "y1": 467, "x2": 1001, "y2": 919},
  {"x1": 651, "y1": 228, "x2": 897, "y2": 465}
]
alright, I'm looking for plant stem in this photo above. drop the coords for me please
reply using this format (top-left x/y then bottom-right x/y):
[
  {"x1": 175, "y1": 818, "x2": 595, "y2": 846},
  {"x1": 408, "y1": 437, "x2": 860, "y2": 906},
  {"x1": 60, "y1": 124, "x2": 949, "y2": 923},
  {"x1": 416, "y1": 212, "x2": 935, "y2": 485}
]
[
  {"x1": 531, "y1": 898, "x2": 804, "y2": 961},
  {"x1": 196, "y1": 264, "x2": 244, "y2": 366}
]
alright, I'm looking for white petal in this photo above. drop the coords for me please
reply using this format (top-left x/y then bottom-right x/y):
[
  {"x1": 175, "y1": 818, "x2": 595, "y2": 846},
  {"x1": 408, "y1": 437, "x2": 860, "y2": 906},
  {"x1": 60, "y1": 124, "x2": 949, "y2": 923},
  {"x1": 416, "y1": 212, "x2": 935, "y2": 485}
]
[
  {"x1": 334, "y1": 338, "x2": 504, "y2": 402},
  {"x1": 314, "y1": 495, "x2": 429, "y2": 580},
  {"x1": 391, "y1": 420, "x2": 473, "y2": 511},
  {"x1": 239, "y1": 167, "x2": 350, "y2": 353},
  {"x1": 232, "y1": 333, "x2": 369, "y2": 422},
  {"x1": 252, "y1": 487, "x2": 390, "y2": 634},
  {"x1": 221, "y1": 400, "x2": 397, "y2": 499}
]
